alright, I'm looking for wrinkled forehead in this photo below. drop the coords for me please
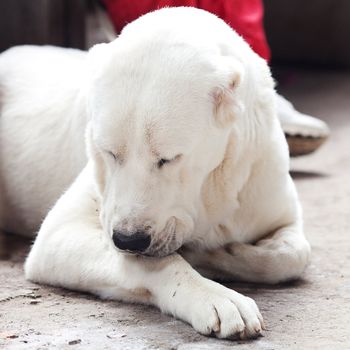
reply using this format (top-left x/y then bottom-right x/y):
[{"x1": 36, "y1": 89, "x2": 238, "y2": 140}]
[
  {"x1": 90, "y1": 74, "x2": 214, "y2": 153},
  {"x1": 92, "y1": 111, "x2": 209, "y2": 157}
]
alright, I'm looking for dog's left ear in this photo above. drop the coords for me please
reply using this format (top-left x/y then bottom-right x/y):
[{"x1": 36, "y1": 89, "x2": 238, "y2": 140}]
[{"x1": 211, "y1": 58, "x2": 244, "y2": 128}]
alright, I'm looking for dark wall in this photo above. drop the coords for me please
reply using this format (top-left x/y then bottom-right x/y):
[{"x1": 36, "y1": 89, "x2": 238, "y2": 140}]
[
  {"x1": 0, "y1": 0, "x2": 86, "y2": 53},
  {"x1": 264, "y1": 0, "x2": 350, "y2": 67}
]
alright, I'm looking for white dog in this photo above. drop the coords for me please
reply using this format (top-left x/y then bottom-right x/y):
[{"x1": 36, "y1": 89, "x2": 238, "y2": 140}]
[{"x1": 0, "y1": 7, "x2": 310, "y2": 339}]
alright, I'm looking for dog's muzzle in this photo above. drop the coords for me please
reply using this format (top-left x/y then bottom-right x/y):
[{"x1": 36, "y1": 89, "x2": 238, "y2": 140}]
[{"x1": 111, "y1": 217, "x2": 183, "y2": 257}]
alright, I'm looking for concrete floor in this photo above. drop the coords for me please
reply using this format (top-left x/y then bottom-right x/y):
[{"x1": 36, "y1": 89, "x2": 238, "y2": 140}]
[{"x1": 1, "y1": 69, "x2": 350, "y2": 349}]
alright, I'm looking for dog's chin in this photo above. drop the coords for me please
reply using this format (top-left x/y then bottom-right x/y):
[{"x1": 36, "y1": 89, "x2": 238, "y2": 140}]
[
  {"x1": 144, "y1": 233, "x2": 183, "y2": 257},
  {"x1": 117, "y1": 244, "x2": 181, "y2": 258},
  {"x1": 144, "y1": 245, "x2": 180, "y2": 258}
]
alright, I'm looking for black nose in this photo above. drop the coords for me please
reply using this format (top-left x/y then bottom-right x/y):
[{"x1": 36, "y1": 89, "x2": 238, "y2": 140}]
[{"x1": 112, "y1": 230, "x2": 151, "y2": 252}]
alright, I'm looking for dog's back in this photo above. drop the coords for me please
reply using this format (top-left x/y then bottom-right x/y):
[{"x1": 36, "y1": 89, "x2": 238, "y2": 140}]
[{"x1": 0, "y1": 46, "x2": 88, "y2": 235}]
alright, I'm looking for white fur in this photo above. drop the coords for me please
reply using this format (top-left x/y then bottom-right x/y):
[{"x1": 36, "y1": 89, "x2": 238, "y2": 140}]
[{"x1": 0, "y1": 7, "x2": 310, "y2": 339}]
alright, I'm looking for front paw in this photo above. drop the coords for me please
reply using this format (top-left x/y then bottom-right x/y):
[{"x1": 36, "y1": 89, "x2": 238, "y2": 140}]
[{"x1": 186, "y1": 281, "x2": 264, "y2": 339}]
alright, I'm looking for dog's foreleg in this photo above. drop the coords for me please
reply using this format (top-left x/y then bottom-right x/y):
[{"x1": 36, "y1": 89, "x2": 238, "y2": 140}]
[
  {"x1": 25, "y1": 163, "x2": 264, "y2": 339},
  {"x1": 183, "y1": 224, "x2": 311, "y2": 284}
]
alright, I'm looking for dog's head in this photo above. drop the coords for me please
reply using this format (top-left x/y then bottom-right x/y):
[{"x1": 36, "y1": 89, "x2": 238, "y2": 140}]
[{"x1": 85, "y1": 11, "x2": 272, "y2": 257}]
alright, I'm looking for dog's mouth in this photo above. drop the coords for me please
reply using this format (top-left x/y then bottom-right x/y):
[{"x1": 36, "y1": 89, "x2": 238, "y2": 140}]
[
  {"x1": 145, "y1": 233, "x2": 183, "y2": 257},
  {"x1": 143, "y1": 217, "x2": 184, "y2": 257}
]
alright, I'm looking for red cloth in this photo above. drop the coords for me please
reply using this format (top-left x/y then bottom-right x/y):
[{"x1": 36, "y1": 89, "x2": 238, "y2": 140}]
[{"x1": 103, "y1": 0, "x2": 270, "y2": 61}]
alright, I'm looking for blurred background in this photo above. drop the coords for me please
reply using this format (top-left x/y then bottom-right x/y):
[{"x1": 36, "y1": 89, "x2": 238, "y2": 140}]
[{"x1": 0, "y1": 0, "x2": 350, "y2": 67}]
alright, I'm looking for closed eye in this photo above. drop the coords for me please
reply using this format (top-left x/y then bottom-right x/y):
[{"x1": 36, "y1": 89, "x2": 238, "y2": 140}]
[
  {"x1": 157, "y1": 154, "x2": 182, "y2": 169},
  {"x1": 107, "y1": 151, "x2": 117, "y2": 160},
  {"x1": 106, "y1": 150, "x2": 124, "y2": 165}
]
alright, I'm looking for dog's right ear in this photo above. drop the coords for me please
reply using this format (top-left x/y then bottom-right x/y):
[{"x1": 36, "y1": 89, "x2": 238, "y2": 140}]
[{"x1": 85, "y1": 122, "x2": 106, "y2": 196}]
